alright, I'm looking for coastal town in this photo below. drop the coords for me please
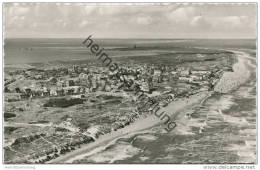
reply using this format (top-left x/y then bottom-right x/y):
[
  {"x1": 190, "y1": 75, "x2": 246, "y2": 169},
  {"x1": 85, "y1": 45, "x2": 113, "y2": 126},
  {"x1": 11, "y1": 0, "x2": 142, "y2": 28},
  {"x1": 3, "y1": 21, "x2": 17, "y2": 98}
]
[
  {"x1": 3, "y1": 2, "x2": 257, "y2": 166},
  {"x1": 4, "y1": 53, "x2": 234, "y2": 163},
  {"x1": 5, "y1": 64, "x2": 224, "y2": 101}
]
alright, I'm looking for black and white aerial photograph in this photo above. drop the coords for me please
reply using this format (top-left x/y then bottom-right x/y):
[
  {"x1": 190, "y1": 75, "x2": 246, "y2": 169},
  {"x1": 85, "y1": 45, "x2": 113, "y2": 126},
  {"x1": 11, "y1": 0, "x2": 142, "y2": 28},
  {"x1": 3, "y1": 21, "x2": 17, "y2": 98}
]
[{"x1": 1, "y1": 1, "x2": 258, "y2": 168}]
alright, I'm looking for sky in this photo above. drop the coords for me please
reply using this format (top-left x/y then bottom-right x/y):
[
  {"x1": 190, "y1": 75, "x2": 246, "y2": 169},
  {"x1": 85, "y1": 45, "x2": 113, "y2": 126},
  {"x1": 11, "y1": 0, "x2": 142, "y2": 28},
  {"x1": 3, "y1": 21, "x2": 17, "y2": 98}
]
[{"x1": 3, "y1": 3, "x2": 257, "y2": 39}]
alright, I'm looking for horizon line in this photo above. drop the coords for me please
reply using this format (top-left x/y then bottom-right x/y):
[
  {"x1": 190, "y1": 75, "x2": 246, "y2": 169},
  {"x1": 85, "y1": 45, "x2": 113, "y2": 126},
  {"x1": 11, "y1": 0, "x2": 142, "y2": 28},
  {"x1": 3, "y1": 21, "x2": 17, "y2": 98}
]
[{"x1": 4, "y1": 37, "x2": 257, "y2": 40}]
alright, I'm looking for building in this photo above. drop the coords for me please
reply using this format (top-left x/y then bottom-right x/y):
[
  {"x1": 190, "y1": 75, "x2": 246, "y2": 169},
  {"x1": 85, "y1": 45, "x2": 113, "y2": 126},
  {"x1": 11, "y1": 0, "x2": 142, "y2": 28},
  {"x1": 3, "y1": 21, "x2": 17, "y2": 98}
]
[
  {"x1": 171, "y1": 71, "x2": 178, "y2": 75},
  {"x1": 19, "y1": 93, "x2": 29, "y2": 100},
  {"x1": 140, "y1": 81, "x2": 150, "y2": 92},
  {"x1": 179, "y1": 77, "x2": 193, "y2": 83},
  {"x1": 56, "y1": 89, "x2": 65, "y2": 96},
  {"x1": 42, "y1": 91, "x2": 50, "y2": 97},
  {"x1": 190, "y1": 75, "x2": 203, "y2": 81},
  {"x1": 79, "y1": 73, "x2": 88, "y2": 79},
  {"x1": 180, "y1": 69, "x2": 191, "y2": 76},
  {"x1": 63, "y1": 86, "x2": 83, "y2": 95},
  {"x1": 50, "y1": 88, "x2": 57, "y2": 96},
  {"x1": 71, "y1": 94, "x2": 85, "y2": 99},
  {"x1": 66, "y1": 80, "x2": 75, "y2": 87},
  {"x1": 34, "y1": 75, "x2": 43, "y2": 80},
  {"x1": 57, "y1": 80, "x2": 66, "y2": 87},
  {"x1": 191, "y1": 70, "x2": 211, "y2": 75},
  {"x1": 104, "y1": 84, "x2": 112, "y2": 92},
  {"x1": 48, "y1": 77, "x2": 58, "y2": 84},
  {"x1": 154, "y1": 69, "x2": 162, "y2": 76}
]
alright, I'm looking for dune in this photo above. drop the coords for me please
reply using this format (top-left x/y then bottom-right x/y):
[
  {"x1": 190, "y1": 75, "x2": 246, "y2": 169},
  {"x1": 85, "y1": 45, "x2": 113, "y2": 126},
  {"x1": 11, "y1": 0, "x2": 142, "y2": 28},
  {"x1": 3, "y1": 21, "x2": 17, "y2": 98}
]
[
  {"x1": 48, "y1": 90, "x2": 209, "y2": 163},
  {"x1": 49, "y1": 50, "x2": 253, "y2": 164}
]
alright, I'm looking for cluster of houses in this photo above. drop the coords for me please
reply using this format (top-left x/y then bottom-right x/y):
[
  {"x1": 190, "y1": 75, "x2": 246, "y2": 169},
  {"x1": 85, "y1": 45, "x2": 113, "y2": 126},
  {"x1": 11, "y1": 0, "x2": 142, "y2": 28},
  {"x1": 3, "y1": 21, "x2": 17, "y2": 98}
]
[
  {"x1": 5, "y1": 63, "x2": 221, "y2": 101},
  {"x1": 4, "y1": 63, "x2": 226, "y2": 164},
  {"x1": 178, "y1": 68, "x2": 210, "y2": 82}
]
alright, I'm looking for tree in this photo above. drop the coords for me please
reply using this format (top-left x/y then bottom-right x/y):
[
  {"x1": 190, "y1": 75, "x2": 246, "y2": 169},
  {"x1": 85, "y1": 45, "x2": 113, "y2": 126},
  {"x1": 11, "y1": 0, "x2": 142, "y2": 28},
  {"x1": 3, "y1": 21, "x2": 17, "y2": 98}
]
[
  {"x1": 4, "y1": 87, "x2": 10, "y2": 93},
  {"x1": 15, "y1": 87, "x2": 21, "y2": 93}
]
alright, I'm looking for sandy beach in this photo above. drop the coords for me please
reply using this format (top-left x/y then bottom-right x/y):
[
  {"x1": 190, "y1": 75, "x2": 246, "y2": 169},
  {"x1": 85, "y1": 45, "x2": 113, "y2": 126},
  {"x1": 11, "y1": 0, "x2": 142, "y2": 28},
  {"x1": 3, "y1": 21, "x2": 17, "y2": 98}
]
[
  {"x1": 214, "y1": 50, "x2": 252, "y2": 93},
  {"x1": 47, "y1": 49, "x2": 252, "y2": 164}
]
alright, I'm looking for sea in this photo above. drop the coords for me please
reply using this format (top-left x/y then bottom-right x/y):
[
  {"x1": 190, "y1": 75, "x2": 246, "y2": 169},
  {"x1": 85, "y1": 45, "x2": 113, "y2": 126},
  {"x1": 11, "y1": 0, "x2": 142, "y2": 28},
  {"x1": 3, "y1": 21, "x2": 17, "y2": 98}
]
[
  {"x1": 4, "y1": 38, "x2": 257, "y2": 163},
  {"x1": 4, "y1": 38, "x2": 256, "y2": 64}
]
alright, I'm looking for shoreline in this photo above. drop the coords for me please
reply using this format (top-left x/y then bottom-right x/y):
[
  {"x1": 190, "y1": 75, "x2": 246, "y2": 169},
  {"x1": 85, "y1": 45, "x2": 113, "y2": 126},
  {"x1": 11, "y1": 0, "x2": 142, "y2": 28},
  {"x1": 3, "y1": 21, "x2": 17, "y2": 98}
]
[
  {"x1": 214, "y1": 50, "x2": 251, "y2": 93},
  {"x1": 49, "y1": 49, "x2": 251, "y2": 164}
]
